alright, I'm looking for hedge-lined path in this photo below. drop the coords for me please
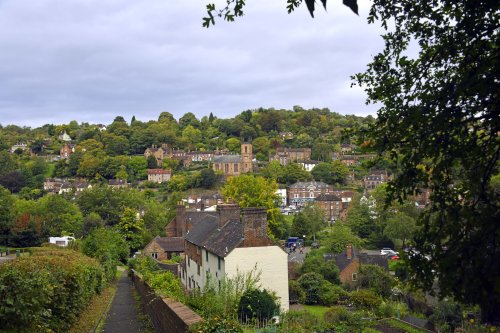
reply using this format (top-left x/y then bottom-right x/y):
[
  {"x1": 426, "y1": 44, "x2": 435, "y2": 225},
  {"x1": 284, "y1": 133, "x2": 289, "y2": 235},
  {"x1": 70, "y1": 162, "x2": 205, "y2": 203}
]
[{"x1": 102, "y1": 271, "x2": 143, "y2": 333}]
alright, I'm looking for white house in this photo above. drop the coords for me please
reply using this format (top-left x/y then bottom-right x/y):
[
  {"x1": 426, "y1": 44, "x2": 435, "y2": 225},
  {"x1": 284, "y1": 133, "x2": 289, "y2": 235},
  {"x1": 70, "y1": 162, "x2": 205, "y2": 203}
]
[
  {"x1": 275, "y1": 188, "x2": 287, "y2": 207},
  {"x1": 49, "y1": 236, "x2": 75, "y2": 247},
  {"x1": 179, "y1": 205, "x2": 289, "y2": 312},
  {"x1": 299, "y1": 160, "x2": 319, "y2": 172}
]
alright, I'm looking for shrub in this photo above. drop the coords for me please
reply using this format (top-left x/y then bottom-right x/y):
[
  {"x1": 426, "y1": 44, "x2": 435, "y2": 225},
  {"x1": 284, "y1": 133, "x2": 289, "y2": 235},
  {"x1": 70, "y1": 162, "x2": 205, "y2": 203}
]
[
  {"x1": 238, "y1": 289, "x2": 280, "y2": 323},
  {"x1": 297, "y1": 272, "x2": 325, "y2": 305},
  {"x1": 376, "y1": 301, "x2": 409, "y2": 318},
  {"x1": 0, "y1": 248, "x2": 104, "y2": 332},
  {"x1": 323, "y1": 306, "x2": 365, "y2": 333},
  {"x1": 289, "y1": 280, "x2": 306, "y2": 304},
  {"x1": 145, "y1": 271, "x2": 184, "y2": 301},
  {"x1": 299, "y1": 253, "x2": 340, "y2": 284},
  {"x1": 357, "y1": 264, "x2": 394, "y2": 298},
  {"x1": 319, "y1": 283, "x2": 348, "y2": 306},
  {"x1": 349, "y1": 289, "x2": 382, "y2": 309},
  {"x1": 189, "y1": 316, "x2": 242, "y2": 333}
]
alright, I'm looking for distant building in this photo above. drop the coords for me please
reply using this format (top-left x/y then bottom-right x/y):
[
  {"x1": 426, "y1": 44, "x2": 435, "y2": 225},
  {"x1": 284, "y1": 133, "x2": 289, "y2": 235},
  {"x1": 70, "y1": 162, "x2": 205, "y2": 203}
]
[
  {"x1": 364, "y1": 170, "x2": 389, "y2": 191},
  {"x1": 288, "y1": 181, "x2": 333, "y2": 208},
  {"x1": 49, "y1": 236, "x2": 75, "y2": 247},
  {"x1": 58, "y1": 131, "x2": 72, "y2": 142},
  {"x1": 325, "y1": 245, "x2": 388, "y2": 285},
  {"x1": 60, "y1": 143, "x2": 75, "y2": 159},
  {"x1": 147, "y1": 169, "x2": 171, "y2": 183},
  {"x1": 275, "y1": 188, "x2": 287, "y2": 207},
  {"x1": 269, "y1": 147, "x2": 311, "y2": 166},
  {"x1": 299, "y1": 160, "x2": 319, "y2": 172},
  {"x1": 212, "y1": 140, "x2": 253, "y2": 177},
  {"x1": 315, "y1": 194, "x2": 343, "y2": 221},
  {"x1": 10, "y1": 142, "x2": 29, "y2": 154},
  {"x1": 108, "y1": 179, "x2": 128, "y2": 189}
]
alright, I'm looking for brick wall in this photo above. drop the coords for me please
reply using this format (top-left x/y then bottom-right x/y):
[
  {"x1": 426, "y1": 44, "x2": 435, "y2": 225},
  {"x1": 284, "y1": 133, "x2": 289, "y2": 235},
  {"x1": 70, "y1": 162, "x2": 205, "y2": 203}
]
[{"x1": 131, "y1": 271, "x2": 202, "y2": 332}]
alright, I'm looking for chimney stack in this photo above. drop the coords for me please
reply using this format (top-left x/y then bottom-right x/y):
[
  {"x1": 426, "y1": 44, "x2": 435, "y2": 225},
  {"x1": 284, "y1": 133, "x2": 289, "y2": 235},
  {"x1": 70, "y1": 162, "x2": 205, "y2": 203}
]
[
  {"x1": 241, "y1": 208, "x2": 270, "y2": 247},
  {"x1": 346, "y1": 244, "x2": 353, "y2": 260},
  {"x1": 217, "y1": 204, "x2": 240, "y2": 228},
  {"x1": 176, "y1": 202, "x2": 187, "y2": 237}
]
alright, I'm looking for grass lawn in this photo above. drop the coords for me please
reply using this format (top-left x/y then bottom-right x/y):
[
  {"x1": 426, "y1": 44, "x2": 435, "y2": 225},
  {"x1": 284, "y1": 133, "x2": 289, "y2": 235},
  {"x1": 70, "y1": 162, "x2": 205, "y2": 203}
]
[
  {"x1": 302, "y1": 305, "x2": 330, "y2": 319},
  {"x1": 67, "y1": 267, "x2": 124, "y2": 333}
]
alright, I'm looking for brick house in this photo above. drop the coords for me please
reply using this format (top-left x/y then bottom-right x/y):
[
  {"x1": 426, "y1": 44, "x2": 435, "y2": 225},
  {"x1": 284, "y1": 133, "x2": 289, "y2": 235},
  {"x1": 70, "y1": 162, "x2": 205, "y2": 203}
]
[
  {"x1": 212, "y1": 140, "x2": 253, "y2": 177},
  {"x1": 364, "y1": 170, "x2": 389, "y2": 191},
  {"x1": 325, "y1": 245, "x2": 388, "y2": 285},
  {"x1": 269, "y1": 147, "x2": 311, "y2": 166},
  {"x1": 315, "y1": 194, "x2": 343, "y2": 221},
  {"x1": 143, "y1": 236, "x2": 185, "y2": 261},
  {"x1": 288, "y1": 181, "x2": 333, "y2": 208},
  {"x1": 172, "y1": 204, "x2": 289, "y2": 312},
  {"x1": 60, "y1": 143, "x2": 75, "y2": 159},
  {"x1": 147, "y1": 169, "x2": 171, "y2": 183}
]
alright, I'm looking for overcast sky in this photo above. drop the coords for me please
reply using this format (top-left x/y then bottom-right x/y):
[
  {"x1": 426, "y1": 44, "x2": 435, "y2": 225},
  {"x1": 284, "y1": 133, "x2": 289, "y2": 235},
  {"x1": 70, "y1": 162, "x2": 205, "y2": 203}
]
[{"x1": 0, "y1": 0, "x2": 385, "y2": 128}]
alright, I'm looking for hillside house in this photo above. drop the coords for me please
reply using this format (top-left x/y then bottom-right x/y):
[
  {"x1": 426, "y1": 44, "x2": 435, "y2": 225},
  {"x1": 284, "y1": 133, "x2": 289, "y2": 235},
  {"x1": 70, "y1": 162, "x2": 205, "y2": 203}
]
[
  {"x1": 325, "y1": 245, "x2": 388, "y2": 285},
  {"x1": 171, "y1": 204, "x2": 289, "y2": 311},
  {"x1": 269, "y1": 147, "x2": 311, "y2": 166},
  {"x1": 147, "y1": 169, "x2": 171, "y2": 183},
  {"x1": 364, "y1": 170, "x2": 389, "y2": 191},
  {"x1": 60, "y1": 143, "x2": 75, "y2": 159},
  {"x1": 288, "y1": 181, "x2": 334, "y2": 208},
  {"x1": 315, "y1": 194, "x2": 343, "y2": 222}
]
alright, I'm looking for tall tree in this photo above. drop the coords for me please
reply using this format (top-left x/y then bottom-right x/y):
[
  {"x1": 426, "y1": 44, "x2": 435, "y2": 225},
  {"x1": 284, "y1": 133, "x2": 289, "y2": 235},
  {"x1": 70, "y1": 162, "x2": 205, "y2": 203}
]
[{"x1": 353, "y1": 1, "x2": 500, "y2": 323}]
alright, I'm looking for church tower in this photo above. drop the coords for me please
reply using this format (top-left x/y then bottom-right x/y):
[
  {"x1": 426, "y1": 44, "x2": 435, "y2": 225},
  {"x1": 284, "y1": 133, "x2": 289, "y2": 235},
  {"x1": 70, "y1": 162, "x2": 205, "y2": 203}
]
[{"x1": 241, "y1": 138, "x2": 253, "y2": 173}]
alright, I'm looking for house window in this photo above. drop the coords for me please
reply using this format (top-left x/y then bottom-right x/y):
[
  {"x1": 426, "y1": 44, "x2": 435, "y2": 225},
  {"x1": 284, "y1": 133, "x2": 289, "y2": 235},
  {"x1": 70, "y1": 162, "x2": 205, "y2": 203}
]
[
  {"x1": 245, "y1": 146, "x2": 248, "y2": 153},
  {"x1": 294, "y1": 194, "x2": 298, "y2": 198},
  {"x1": 225, "y1": 164, "x2": 229, "y2": 173},
  {"x1": 151, "y1": 252, "x2": 158, "y2": 259},
  {"x1": 218, "y1": 257, "x2": 221, "y2": 270},
  {"x1": 352, "y1": 273, "x2": 358, "y2": 281},
  {"x1": 197, "y1": 264, "x2": 200, "y2": 275},
  {"x1": 310, "y1": 192, "x2": 314, "y2": 198},
  {"x1": 206, "y1": 250, "x2": 209, "y2": 262},
  {"x1": 234, "y1": 163, "x2": 238, "y2": 172},
  {"x1": 188, "y1": 258, "x2": 191, "y2": 267}
]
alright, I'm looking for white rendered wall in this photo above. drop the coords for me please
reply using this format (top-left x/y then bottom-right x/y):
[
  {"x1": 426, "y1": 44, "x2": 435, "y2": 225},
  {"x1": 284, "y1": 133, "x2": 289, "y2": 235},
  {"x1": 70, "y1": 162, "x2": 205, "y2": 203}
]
[{"x1": 225, "y1": 246, "x2": 289, "y2": 312}]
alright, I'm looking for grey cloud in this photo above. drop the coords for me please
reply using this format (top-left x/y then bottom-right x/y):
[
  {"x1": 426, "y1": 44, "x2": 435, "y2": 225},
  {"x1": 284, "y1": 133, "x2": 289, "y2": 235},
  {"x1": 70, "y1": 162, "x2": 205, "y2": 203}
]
[{"x1": 0, "y1": 0, "x2": 383, "y2": 127}]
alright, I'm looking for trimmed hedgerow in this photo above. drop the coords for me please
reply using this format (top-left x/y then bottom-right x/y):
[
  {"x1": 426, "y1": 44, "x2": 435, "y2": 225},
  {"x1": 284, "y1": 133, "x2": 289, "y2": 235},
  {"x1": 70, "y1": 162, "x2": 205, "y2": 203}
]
[{"x1": 0, "y1": 247, "x2": 105, "y2": 332}]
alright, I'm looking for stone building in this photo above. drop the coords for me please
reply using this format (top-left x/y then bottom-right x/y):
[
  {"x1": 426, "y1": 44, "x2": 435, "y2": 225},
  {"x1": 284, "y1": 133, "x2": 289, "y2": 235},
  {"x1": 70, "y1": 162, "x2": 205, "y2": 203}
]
[
  {"x1": 364, "y1": 170, "x2": 389, "y2": 191},
  {"x1": 143, "y1": 236, "x2": 184, "y2": 261},
  {"x1": 269, "y1": 147, "x2": 312, "y2": 166},
  {"x1": 147, "y1": 169, "x2": 171, "y2": 183},
  {"x1": 212, "y1": 140, "x2": 253, "y2": 177}
]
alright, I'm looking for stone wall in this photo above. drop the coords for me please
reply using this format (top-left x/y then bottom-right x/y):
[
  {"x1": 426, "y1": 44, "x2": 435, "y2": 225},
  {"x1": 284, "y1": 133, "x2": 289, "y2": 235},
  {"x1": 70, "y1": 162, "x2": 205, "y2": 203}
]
[{"x1": 131, "y1": 271, "x2": 202, "y2": 332}]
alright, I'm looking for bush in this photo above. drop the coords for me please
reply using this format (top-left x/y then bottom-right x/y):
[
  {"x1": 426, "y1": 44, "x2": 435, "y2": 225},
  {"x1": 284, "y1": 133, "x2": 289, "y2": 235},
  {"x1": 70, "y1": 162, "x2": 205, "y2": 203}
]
[
  {"x1": 289, "y1": 280, "x2": 306, "y2": 304},
  {"x1": 298, "y1": 272, "x2": 325, "y2": 305},
  {"x1": 319, "y1": 283, "x2": 348, "y2": 306},
  {"x1": 189, "y1": 316, "x2": 242, "y2": 333},
  {"x1": 375, "y1": 301, "x2": 409, "y2": 318},
  {"x1": 0, "y1": 248, "x2": 105, "y2": 332},
  {"x1": 145, "y1": 271, "x2": 184, "y2": 301},
  {"x1": 299, "y1": 252, "x2": 340, "y2": 284},
  {"x1": 349, "y1": 289, "x2": 382, "y2": 309},
  {"x1": 238, "y1": 289, "x2": 280, "y2": 323},
  {"x1": 357, "y1": 264, "x2": 394, "y2": 298}
]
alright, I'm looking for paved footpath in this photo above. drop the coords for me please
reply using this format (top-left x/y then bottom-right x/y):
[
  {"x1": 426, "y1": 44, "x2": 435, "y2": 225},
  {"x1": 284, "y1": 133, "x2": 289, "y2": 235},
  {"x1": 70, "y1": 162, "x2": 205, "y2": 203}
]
[{"x1": 102, "y1": 271, "x2": 143, "y2": 333}]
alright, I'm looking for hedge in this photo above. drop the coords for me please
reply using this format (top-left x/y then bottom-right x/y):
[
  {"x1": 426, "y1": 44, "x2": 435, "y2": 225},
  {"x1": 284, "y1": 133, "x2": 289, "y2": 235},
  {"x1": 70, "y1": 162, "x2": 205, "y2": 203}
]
[{"x1": 0, "y1": 247, "x2": 105, "y2": 332}]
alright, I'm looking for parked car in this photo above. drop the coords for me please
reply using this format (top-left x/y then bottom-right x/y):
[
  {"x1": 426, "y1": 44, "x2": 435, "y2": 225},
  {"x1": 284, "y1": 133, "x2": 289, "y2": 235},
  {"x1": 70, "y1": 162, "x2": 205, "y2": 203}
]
[{"x1": 380, "y1": 248, "x2": 399, "y2": 256}]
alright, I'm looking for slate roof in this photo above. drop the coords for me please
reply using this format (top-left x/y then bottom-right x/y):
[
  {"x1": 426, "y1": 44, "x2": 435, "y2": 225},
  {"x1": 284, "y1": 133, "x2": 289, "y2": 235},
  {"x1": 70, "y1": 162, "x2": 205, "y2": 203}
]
[
  {"x1": 184, "y1": 213, "x2": 219, "y2": 245},
  {"x1": 213, "y1": 155, "x2": 242, "y2": 163},
  {"x1": 203, "y1": 220, "x2": 245, "y2": 257},
  {"x1": 289, "y1": 181, "x2": 331, "y2": 189},
  {"x1": 153, "y1": 236, "x2": 185, "y2": 252},
  {"x1": 325, "y1": 246, "x2": 388, "y2": 272},
  {"x1": 316, "y1": 194, "x2": 342, "y2": 202}
]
